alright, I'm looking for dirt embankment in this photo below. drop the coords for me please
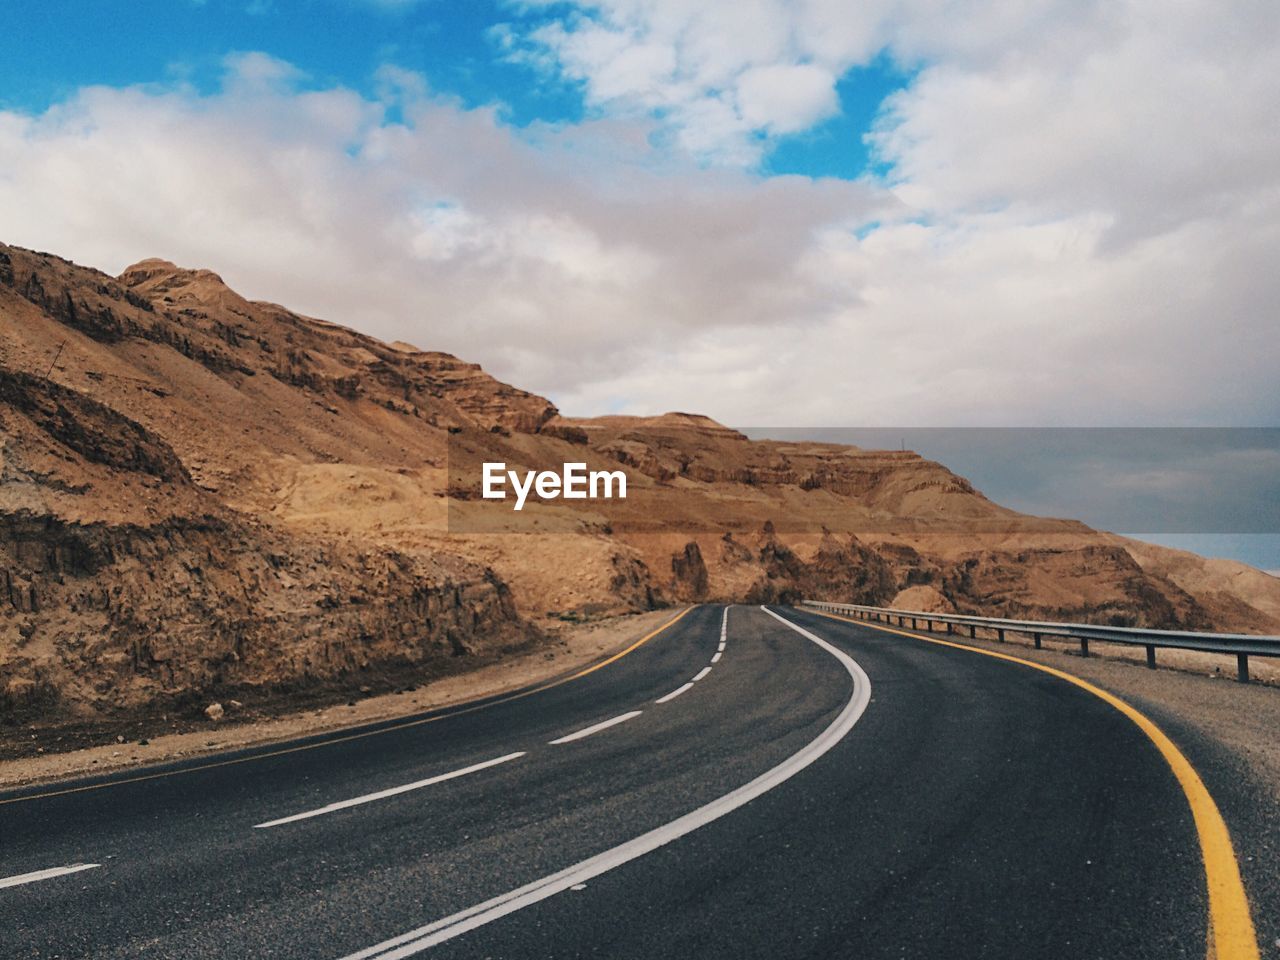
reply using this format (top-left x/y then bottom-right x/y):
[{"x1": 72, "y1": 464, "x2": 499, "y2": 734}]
[{"x1": 0, "y1": 607, "x2": 679, "y2": 789}]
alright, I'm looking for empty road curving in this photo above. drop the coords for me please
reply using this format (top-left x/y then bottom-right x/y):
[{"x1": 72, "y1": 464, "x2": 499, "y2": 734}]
[{"x1": 0, "y1": 605, "x2": 1262, "y2": 959}]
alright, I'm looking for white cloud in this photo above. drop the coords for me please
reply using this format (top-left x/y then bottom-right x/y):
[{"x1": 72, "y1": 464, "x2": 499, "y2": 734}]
[
  {"x1": 0, "y1": 56, "x2": 881, "y2": 414},
  {"x1": 508, "y1": 0, "x2": 870, "y2": 162},
  {"x1": 736, "y1": 63, "x2": 838, "y2": 134},
  {"x1": 1, "y1": 0, "x2": 1278, "y2": 430}
]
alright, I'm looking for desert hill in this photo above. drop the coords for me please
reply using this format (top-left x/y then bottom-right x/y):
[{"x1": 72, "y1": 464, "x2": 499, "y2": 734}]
[{"x1": 2, "y1": 241, "x2": 1278, "y2": 724}]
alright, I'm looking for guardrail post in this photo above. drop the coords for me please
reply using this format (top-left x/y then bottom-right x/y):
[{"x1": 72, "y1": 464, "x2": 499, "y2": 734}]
[
  {"x1": 1146, "y1": 645, "x2": 1156, "y2": 669},
  {"x1": 996, "y1": 628, "x2": 1005, "y2": 643},
  {"x1": 911, "y1": 617, "x2": 917, "y2": 629},
  {"x1": 946, "y1": 622, "x2": 954, "y2": 635},
  {"x1": 1080, "y1": 638, "x2": 1090, "y2": 657},
  {"x1": 927, "y1": 619, "x2": 933, "y2": 632},
  {"x1": 1033, "y1": 632, "x2": 1042, "y2": 649},
  {"x1": 969, "y1": 625, "x2": 976, "y2": 639},
  {"x1": 1238, "y1": 654, "x2": 1250, "y2": 683}
]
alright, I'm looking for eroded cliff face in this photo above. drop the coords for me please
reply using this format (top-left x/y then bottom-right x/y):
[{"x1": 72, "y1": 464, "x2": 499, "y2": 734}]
[
  {"x1": 2, "y1": 241, "x2": 1278, "y2": 726},
  {"x1": 0, "y1": 508, "x2": 523, "y2": 718},
  {"x1": 0, "y1": 296, "x2": 532, "y2": 722}
]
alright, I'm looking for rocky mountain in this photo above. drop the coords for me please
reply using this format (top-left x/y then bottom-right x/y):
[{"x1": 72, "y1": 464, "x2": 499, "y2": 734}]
[{"x1": 2, "y1": 241, "x2": 1277, "y2": 726}]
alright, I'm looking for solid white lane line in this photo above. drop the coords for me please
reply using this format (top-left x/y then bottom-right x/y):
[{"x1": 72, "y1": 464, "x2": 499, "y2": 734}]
[
  {"x1": 254, "y1": 753, "x2": 526, "y2": 829},
  {"x1": 0, "y1": 863, "x2": 100, "y2": 890},
  {"x1": 710, "y1": 651, "x2": 722, "y2": 664},
  {"x1": 691, "y1": 666, "x2": 712, "y2": 682},
  {"x1": 548, "y1": 711, "x2": 643, "y2": 745},
  {"x1": 336, "y1": 605, "x2": 871, "y2": 960},
  {"x1": 655, "y1": 682, "x2": 695, "y2": 704}
]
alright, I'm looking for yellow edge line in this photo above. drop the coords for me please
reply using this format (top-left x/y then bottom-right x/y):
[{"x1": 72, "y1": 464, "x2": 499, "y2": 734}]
[
  {"x1": 805, "y1": 607, "x2": 1260, "y2": 960},
  {"x1": 1, "y1": 605, "x2": 696, "y2": 807}
]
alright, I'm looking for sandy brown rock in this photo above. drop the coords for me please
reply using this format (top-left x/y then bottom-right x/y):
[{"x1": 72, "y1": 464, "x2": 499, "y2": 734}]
[{"x1": 3, "y1": 240, "x2": 1278, "y2": 737}]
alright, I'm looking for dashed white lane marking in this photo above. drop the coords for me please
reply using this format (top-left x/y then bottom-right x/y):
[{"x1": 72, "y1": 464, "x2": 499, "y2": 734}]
[
  {"x1": 655, "y1": 682, "x2": 695, "y2": 704},
  {"x1": 656, "y1": 605, "x2": 728, "y2": 703},
  {"x1": 549, "y1": 711, "x2": 643, "y2": 745},
  {"x1": 254, "y1": 753, "x2": 526, "y2": 828},
  {"x1": 0, "y1": 863, "x2": 100, "y2": 890},
  {"x1": 335, "y1": 605, "x2": 870, "y2": 960}
]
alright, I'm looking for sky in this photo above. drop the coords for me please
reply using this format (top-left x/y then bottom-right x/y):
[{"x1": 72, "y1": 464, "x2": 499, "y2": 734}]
[{"x1": 1, "y1": 1, "x2": 1278, "y2": 564}]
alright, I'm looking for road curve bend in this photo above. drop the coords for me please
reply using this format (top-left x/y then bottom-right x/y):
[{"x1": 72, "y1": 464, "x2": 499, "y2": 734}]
[{"x1": 0, "y1": 603, "x2": 1261, "y2": 959}]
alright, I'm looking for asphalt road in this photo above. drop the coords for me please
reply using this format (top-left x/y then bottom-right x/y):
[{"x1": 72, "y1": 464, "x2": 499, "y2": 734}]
[{"x1": 0, "y1": 604, "x2": 1259, "y2": 959}]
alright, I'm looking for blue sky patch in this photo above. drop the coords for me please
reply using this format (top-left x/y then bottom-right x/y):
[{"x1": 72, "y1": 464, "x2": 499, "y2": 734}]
[{"x1": 1, "y1": 0, "x2": 903, "y2": 180}]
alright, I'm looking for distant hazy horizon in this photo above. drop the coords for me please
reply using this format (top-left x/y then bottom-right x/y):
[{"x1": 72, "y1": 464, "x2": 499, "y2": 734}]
[{"x1": 744, "y1": 428, "x2": 1280, "y2": 571}]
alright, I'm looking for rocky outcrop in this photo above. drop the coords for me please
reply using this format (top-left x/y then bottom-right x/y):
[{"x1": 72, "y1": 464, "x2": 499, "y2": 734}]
[
  {"x1": 0, "y1": 509, "x2": 528, "y2": 719},
  {"x1": 670, "y1": 541, "x2": 709, "y2": 600},
  {"x1": 0, "y1": 339, "x2": 534, "y2": 723},
  {"x1": 0, "y1": 370, "x2": 189, "y2": 482},
  {"x1": 932, "y1": 544, "x2": 1213, "y2": 630},
  {"x1": 737, "y1": 526, "x2": 895, "y2": 606}
]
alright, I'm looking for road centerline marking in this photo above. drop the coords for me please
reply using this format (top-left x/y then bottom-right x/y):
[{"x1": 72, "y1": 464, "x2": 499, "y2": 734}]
[
  {"x1": 655, "y1": 682, "x2": 694, "y2": 704},
  {"x1": 335, "y1": 605, "x2": 870, "y2": 960},
  {"x1": 801, "y1": 605, "x2": 1260, "y2": 960},
  {"x1": 548, "y1": 711, "x2": 643, "y2": 745},
  {"x1": 656, "y1": 604, "x2": 729, "y2": 705},
  {"x1": 0, "y1": 863, "x2": 100, "y2": 890},
  {"x1": 254, "y1": 752, "x2": 526, "y2": 829}
]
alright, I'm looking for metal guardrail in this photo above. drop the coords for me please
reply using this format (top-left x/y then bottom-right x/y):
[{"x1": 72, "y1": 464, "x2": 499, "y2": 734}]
[{"x1": 800, "y1": 600, "x2": 1280, "y2": 683}]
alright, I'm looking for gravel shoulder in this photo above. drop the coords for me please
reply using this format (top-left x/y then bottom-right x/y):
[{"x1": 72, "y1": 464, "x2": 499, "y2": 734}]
[{"x1": 0, "y1": 607, "x2": 684, "y2": 791}]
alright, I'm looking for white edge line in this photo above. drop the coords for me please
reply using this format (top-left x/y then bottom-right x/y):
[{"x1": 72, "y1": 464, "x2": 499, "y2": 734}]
[
  {"x1": 548, "y1": 711, "x2": 643, "y2": 746},
  {"x1": 336, "y1": 605, "x2": 871, "y2": 960},
  {"x1": 0, "y1": 863, "x2": 100, "y2": 890},
  {"x1": 255, "y1": 752, "x2": 526, "y2": 829},
  {"x1": 691, "y1": 666, "x2": 712, "y2": 682},
  {"x1": 655, "y1": 682, "x2": 695, "y2": 704}
]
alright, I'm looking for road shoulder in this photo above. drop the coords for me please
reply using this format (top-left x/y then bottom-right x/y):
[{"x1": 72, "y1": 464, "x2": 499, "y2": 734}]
[{"x1": 0, "y1": 607, "x2": 682, "y2": 791}]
